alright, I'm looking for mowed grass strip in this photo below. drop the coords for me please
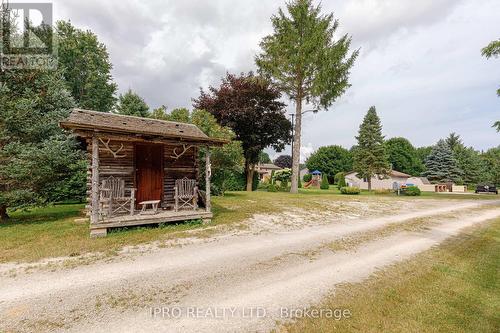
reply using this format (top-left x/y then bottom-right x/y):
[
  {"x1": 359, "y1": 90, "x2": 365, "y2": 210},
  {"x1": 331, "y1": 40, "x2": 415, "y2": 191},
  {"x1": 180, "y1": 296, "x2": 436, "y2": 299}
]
[
  {"x1": 0, "y1": 190, "x2": 495, "y2": 263},
  {"x1": 278, "y1": 219, "x2": 500, "y2": 333}
]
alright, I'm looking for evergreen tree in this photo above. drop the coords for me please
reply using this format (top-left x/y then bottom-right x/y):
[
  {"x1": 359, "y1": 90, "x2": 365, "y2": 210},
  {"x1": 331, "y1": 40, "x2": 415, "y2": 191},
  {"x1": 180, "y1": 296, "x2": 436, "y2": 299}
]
[
  {"x1": 445, "y1": 132, "x2": 463, "y2": 151},
  {"x1": 422, "y1": 139, "x2": 462, "y2": 183},
  {"x1": 320, "y1": 174, "x2": 329, "y2": 189},
  {"x1": 453, "y1": 145, "x2": 482, "y2": 186},
  {"x1": 352, "y1": 106, "x2": 390, "y2": 191},
  {"x1": 480, "y1": 146, "x2": 500, "y2": 186},
  {"x1": 0, "y1": 67, "x2": 85, "y2": 219},
  {"x1": 116, "y1": 89, "x2": 149, "y2": 117},
  {"x1": 256, "y1": 0, "x2": 358, "y2": 193}
]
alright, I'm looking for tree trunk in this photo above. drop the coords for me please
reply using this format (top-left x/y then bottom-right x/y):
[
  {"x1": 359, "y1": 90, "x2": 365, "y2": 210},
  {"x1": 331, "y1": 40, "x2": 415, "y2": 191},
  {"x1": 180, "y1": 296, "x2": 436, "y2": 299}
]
[
  {"x1": 290, "y1": 96, "x2": 302, "y2": 194},
  {"x1": 246, "y1": 162, "x2": 255, "y2": 192},
  {"x1": 368, "y1": 177, "x2": 372, "y2": 191},
  {"x1": 0, "y1": 205, "x2": 9, "y2": 221}
]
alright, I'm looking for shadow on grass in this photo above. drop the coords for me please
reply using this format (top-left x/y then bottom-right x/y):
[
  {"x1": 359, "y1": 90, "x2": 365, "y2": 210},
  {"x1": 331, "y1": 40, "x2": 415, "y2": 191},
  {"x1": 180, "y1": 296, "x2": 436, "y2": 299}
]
[
  {"x1": 107, "y1": 218, "x2": 204, "y2": 236},
  {"x1": 1, "y1": 204, "x2": 85, "y2": 228}
]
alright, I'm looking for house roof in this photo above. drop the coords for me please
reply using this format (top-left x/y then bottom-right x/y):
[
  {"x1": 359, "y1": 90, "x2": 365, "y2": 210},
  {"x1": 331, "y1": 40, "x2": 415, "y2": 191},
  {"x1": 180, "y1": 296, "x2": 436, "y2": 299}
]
[
  {"x1": 257, "y1": 163, "x2": 282, "y2": 170},
  {"x1": 345, "y1": 170, "x2": 412, "y2": 178},
  {"x1": 389, "y1": 170, "x2": 412, "y2": 178},
  {"x1": 60, "y1": 109, "x2": 228, "y2": 146}
]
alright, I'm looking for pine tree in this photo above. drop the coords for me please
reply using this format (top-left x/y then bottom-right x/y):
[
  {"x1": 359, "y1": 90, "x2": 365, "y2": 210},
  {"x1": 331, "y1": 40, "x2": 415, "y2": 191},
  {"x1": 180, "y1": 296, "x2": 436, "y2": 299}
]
[
  {"x1": 256, "y1": 0, "x2": 358, "y2": 193},
  {"x1": 0, "y1": 67, "x2": 84, "y2": 219},
  {"x1": 320, "y1": 174, "x2": 329, "y2": 190},
  {"x1": 352, "y1": 106, "x2": 390, "y2": 191},
  {"x1": 445, "y1": 132, "x2": 463, "y2": 151},
  {"x1": 422, "y1": 139, "x2": 462, "y2": 183},
  {"x1": 116, "y1": 89, "x2": 149, "y2": 117},
  {"x1": 453, "y1": 145, "x2": 482, "y2": 186}
]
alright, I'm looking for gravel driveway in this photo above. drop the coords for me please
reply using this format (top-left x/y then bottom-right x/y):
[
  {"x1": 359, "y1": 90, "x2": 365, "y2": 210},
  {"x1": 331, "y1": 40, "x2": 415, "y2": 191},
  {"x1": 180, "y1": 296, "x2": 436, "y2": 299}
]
[{"x1": 1, "y1": 199, "x2": 499, "y2": 333}]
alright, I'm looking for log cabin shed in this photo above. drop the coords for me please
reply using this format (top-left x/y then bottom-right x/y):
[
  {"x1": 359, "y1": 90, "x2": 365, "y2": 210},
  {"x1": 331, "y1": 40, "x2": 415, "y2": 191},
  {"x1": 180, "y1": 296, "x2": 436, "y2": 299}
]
[{"x1": 60, "y1": 108, "x2": 227, "y2": 237}]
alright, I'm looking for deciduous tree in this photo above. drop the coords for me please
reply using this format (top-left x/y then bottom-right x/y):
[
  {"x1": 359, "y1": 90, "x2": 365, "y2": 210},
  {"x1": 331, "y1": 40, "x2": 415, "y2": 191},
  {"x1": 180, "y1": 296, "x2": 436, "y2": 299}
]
[
  {"x1": 385, "y1": 137, "x2": 423, "y2": 176},
  {"x1": 305, "y1": 145, "x2": 352, "y2": 182},
  {"x1": 481, "y1": 39, "x2": 500, "y2": 131},
  {"x1": 150, "y1": 108, "x2": 245, "y2": 195},
  {"x1": 259, "y1": 151, "x2": 272, "y2": 164},
  {"x1": 256, "y1": 0, "x2": 358, "y2": 193},
  {"x1": 274, "y1": 155, "x2": 292, "y2": 169},
  {"x1": 193, "y1": 72, "x2": 291, "y2": 191},
  {"x1": 56, "y1": 21, "x2": 117, "y2": 112}
]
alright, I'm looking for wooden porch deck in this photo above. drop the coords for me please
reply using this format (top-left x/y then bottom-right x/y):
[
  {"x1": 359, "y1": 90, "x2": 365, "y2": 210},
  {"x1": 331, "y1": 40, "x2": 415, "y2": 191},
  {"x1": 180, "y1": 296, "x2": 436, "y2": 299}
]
[{"x1": 90, "y1": 209, "x2": 212, "y2": 237}]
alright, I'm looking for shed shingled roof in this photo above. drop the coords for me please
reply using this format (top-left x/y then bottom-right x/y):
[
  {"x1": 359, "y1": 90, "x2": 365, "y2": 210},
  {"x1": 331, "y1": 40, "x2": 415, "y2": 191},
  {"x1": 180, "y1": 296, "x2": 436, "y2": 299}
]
[{"x1": 60, "y1": 108, "x2": 227, "y2": 145}]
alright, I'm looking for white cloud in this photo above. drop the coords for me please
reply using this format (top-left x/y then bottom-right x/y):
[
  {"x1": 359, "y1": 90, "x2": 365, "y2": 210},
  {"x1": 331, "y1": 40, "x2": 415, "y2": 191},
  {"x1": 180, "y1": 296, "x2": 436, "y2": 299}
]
[
  {"x1": 300, "y1": 143, "x2": 315, "y2": 163},
  {"x1": 51, "y1": 0, "x2": 500, "y2": 151}
]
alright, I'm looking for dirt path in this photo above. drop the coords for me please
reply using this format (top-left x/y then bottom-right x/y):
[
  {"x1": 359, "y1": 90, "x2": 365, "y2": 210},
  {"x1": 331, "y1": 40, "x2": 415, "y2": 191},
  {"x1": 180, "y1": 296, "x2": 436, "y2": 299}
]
[{"x1": 1, "y1": 200, "x2": 499, "y2": 332}]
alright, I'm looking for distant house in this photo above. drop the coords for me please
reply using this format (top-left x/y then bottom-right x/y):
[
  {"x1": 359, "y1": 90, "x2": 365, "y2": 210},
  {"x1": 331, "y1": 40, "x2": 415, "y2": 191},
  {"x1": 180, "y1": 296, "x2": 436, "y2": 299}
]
[
  {"x1": 300, "y1": 168, "x2": 309, "y2": 179},
  {"x1": 344, "y1": 170, "x2": 466, "y2": 192},
  {"x1": 345, "y1": 170, "x2": 422, "y2": 190},
  {"x1": 255, "y1": 163, "x2": 282, "y2": 181}
]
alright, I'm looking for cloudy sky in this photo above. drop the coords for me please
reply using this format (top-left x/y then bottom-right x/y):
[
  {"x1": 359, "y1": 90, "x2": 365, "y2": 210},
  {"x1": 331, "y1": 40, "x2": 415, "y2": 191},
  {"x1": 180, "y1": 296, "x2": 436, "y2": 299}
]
[{"x1": 48, "y1": 0, "x2": 499, "y2": 159}]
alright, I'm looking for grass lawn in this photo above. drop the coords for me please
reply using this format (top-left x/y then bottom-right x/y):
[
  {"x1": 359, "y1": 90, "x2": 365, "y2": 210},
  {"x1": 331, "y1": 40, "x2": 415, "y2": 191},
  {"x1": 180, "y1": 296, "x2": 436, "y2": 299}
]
[
  {"x1": 278, "y1": 218, "x2": 500, "y2": 333},
  {"x1": 0, "y1": 191, "x2": 318, "y2": 263},
  {"x1": 0, "y1": 189, "x2": 495, "y2": 263}
]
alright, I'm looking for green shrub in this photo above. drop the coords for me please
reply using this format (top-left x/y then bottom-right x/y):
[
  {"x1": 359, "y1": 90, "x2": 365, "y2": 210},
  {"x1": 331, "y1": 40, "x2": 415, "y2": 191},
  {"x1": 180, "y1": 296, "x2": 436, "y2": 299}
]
[
  {"x1": 320, "y1": 174, "x2": 330, "y2": 190},
  {"x1": 340, "y1": 186, "x2": 360, "y2": 195},
  {"x1": 336, "y1": 173, "x2": 347, "y2": 189},
  {"x1": 268, "y1": 183, "x2": 277, "y2": 192},
  {"x1": 303, "y1": 174, "x2": 312, "y2": 182},
  {"x1": 252, "y1": 171, "x2": 260, "y2": 191},
  {"x1": 298, "y1": 177, "x2": 302, "y2": 188},
  {"x1": 334, "y1": 171, "x2": 344, "y2": 184},
  {"x1": 257, "y1": 181, "x2": 269, "y2": 190},
  {"x1": 404, "y1": 186, "x2": 421, "y2": 196},
  {"x1": 273, "y1": 168, "x2": 292, "y2": 183}
]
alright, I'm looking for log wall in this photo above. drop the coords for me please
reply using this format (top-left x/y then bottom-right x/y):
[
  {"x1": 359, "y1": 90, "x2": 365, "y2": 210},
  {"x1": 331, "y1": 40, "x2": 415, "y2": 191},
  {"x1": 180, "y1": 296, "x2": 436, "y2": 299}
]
[{"x1": 86, "y1": 139, "x2": 199, "y2": 210}]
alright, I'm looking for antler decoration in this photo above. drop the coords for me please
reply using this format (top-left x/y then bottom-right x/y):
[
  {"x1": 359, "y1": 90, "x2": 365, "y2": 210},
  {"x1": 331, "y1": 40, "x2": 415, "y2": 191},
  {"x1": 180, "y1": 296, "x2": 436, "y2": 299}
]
[
  {"x1": 99, "y1": 138, "x2": 126, "y2": 158},
  {"x1": 170, "y1": 144, "x2": 193, "y2": 159}
]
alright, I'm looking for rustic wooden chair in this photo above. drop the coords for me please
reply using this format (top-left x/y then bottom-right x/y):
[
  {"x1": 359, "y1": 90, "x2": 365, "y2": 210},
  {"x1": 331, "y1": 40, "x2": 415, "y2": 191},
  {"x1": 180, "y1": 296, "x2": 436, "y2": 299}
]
[
  {"x1": 99, "y1": 176, "x2": 136, "y2": 217},
  {"x1": 174, "y1": 178, "x2": 198, "y2": 211}
]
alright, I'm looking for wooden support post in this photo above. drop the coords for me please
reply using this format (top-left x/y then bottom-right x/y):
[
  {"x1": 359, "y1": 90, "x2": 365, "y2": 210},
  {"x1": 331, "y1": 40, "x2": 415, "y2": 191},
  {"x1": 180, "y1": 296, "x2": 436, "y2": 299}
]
[
  {"x1": 130, "y1": 189, "x2": 135, "y2": 216},
  {"x1": 91, "y1": 135, "x2": 100, "y2": 224},
  {"x1": 205, "y1": 146, "x2": 211, "y2": 212}
]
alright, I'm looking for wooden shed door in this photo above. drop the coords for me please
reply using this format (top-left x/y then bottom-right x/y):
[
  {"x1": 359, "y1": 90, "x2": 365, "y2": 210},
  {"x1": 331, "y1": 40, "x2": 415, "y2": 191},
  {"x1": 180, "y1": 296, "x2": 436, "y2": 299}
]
[{"x1": 135, "y1": 144, "x2": 163, "y2": 205}]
